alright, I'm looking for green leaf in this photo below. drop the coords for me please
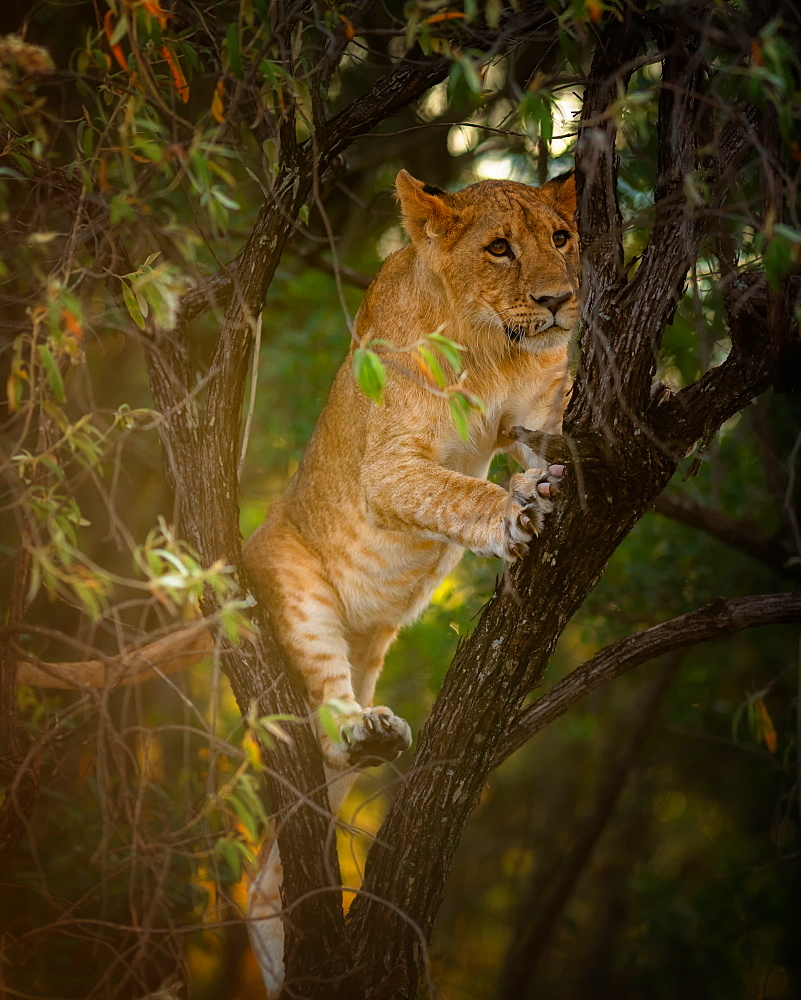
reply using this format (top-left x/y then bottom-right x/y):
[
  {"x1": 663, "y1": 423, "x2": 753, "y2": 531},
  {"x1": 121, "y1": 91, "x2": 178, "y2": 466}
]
[
  {"x1": 764, "y1": 233, "x2": 794, "y2": 289},
  {"x1": 539, "y1": 101, "x2": 554, "y2": 143},
  {"x1": 485, "y1": 0, "x2": 502, "y2": 28},
  {"x1": 557, "y1": 31, "x2": 584, "y2": 75},
  {"x1": 121, "y1": 280, "x2": 146, "y2": 330},
  {"x1": 520, "y1": 90, "x2": 554, "y2": 143},
  {"x1": 236, "y1": 773, "x2": 270, "y2": 826},
  {"x1": 226, "y1": 22, "x2": 242, "y2": 77},
  {"x1": 109, "y1": 14, "x2": 129, "y2": 47},
  {"x1": 404, "y1": 8, "x2": 421, "y2": 51},
  {"x1": 214, "y1": 837, "x2": 242, "y2": 881},
  {"x1": 229, "y1": 793, "x2": 259, "y2": 842},
  {"x1": 352, "y1": 348, "x2": 386, "y2": 404},
  {"x1": 37, "y1": 345, "x2": 66, "y2": 403},
  {"x1": 458, "y1": 54, "x2": 483, "y2": 96},
  {"x1": 256, "y1": 716, "x2": 294, "y2": 746},
  {"x1": 773, "y1": 224, "x2": 801, "y2": 244},
  {"x1": 448, "y1": 393, "x2": 472, "y2": 441},
  {"x1": 219, "y1": 606, "x2": 240, "y2": 644},
  {"x1": 426, "y1": 332, "x2": 464, "y2": 373},
  {"x1": 80, "y1": 124, "x2": 94, "y2": 160},
  {"x1": 318, "y1": 704, "x2": 342, "y2": 742},
  {"x1": 40, "y1": 454, "x2": 65, "y2": 481},
  {"x1": 211, "y1": 187, "x2": 240, "y2": 210},
  {"x1": 418, "y1": 346, "x2": 446, "y2": 387}
]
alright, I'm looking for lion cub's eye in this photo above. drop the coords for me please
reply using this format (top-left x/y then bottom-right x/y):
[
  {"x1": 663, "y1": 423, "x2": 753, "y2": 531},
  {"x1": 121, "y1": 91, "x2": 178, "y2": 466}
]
[
  {"x1": 552, "y1": 230, "x2": 570, "y2": 248},
  {"x1": 486, "y1": 238, "x2": 512, "y2": 257}
]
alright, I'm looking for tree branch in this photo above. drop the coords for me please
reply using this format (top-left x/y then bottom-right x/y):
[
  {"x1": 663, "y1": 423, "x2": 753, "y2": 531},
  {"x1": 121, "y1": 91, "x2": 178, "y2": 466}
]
[
  {"x1": 575, "y1": 10, "x2": 644, "y2": 296},
  {"x1": 493, "y1": 592, "x2": 801, "y2": 767},
  {"x1": 653, "y1": 491, "x2": 801, "y2": 583},
  {"x1": 571, "y1": 9, "x2": 644, "y2": 436},
  {"x1": 601, "y1": 7, "x2": 709, "y2": 418},
  {"x1": 651, "y1": 274, "x2": 801, "y2": 455}
]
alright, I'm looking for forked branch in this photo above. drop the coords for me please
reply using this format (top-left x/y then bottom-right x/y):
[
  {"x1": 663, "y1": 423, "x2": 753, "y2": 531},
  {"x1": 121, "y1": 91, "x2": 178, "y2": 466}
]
[{"x1": 494, "y1": 592, "x2": 801, "y2": 767}]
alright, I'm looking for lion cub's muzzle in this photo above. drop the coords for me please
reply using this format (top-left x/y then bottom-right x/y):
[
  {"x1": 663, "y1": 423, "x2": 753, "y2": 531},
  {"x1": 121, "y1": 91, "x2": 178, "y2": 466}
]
[
  {"x1": 504, "y1": 292, "x2": 577, "y2": 342},
  {"x1": 532, "y1": 291, "x2": 572, "y2": 314}
]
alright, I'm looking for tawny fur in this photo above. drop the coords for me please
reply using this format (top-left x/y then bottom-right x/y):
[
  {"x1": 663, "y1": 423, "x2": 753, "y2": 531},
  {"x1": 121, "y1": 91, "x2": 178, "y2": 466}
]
[{"x1": 243, "y1": 169, "x2": 577, "y2": 767}]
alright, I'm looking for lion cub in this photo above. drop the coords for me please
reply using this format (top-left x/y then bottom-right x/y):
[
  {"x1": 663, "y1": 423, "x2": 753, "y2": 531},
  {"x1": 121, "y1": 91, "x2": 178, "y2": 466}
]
[{"x1": 243, "y1": 169, "x2": 577, "y2": 770}]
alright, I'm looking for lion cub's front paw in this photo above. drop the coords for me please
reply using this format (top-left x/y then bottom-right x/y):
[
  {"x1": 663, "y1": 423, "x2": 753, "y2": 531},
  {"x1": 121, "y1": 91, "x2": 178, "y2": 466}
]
[
  {"x1": 501, "y1": 464, "x2": 564, "y2": 561},
  {"x1": 342, "y1": 707, "x2": 412, "y2": 767}
]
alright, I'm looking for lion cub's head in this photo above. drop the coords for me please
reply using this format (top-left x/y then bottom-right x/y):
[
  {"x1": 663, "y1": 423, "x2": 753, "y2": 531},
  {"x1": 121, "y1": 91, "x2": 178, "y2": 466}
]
[{"x1": 396, "y1": 170, "x2": 578, "y2": 354}]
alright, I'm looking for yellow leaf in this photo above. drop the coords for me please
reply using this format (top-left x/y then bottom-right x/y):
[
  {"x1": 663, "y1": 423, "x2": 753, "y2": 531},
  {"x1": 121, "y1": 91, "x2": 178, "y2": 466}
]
[{"x1": 242, "y1": 730, "x2": 263, "y2": 769}]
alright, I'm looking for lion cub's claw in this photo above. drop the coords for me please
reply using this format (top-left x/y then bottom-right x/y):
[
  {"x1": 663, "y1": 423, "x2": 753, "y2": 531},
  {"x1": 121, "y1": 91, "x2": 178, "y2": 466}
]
[
  {"x1": 342, "y1": 706, "x2": 412, "y2": 766},
  {"x1": 502, "y1": 464, "x2": 565, "y2": 561}
]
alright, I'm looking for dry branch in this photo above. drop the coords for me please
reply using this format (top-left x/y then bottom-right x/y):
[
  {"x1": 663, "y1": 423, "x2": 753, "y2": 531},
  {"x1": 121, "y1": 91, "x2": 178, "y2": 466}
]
[
  {"x1": 495, "y1": 592, "x2": 801, "y2": 766},
  {"x1": 653, "y1": 492, "x2": 801, "y2": 583}
]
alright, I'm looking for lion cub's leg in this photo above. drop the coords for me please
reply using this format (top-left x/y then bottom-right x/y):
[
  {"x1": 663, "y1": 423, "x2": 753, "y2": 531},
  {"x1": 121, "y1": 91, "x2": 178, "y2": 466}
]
[
  {"x1": 336, "y1": 625, "x2": 411, "y2": 766},
  {"x1": 247, "y1": 840, "x2": 284, "y2": 999},
  {"x1": 246, "y1": 525, "x2": 411, "y2": 770},
  {"x1": 248, "y1": 764, "x2": 360, "y2": 1000},
  {"x1": 349, "y1": 626, "x2": 397, "y2": 707},
  {"x1": 271, "y1": 591, "x2": 410, "y2": 769}
]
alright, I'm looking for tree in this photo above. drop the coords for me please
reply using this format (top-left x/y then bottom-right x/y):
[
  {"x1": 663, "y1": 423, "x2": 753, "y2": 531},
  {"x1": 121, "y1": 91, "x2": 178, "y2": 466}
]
[{"x1": 1, "y1": 1, "x2": 799, "y2": 998}]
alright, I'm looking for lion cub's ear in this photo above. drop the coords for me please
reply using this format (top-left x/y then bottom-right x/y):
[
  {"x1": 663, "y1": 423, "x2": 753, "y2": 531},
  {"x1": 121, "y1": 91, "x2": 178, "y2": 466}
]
[
  {"x1": 395, "y1": 169, "x2": 457, "y2": 240},
  {"x1": 540, "y1": 170, "x2": 576, "y2": 222}
]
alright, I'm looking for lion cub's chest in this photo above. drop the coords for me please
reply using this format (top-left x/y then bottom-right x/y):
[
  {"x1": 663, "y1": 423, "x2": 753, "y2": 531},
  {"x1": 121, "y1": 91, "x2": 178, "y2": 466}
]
[{"x1": 438, "y1": 395, "x2": 510, "y2": 476}]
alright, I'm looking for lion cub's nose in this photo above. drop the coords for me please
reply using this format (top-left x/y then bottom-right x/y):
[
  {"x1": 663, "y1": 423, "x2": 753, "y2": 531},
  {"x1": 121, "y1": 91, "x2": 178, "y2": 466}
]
[{"x1": 532, "y1": 291, "x2": 571, "y2": 315}]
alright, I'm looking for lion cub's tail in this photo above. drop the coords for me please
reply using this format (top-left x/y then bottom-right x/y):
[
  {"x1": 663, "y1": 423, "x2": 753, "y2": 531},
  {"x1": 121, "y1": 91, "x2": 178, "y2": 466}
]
[{"x1": 15, "y1": 619, "x2": 214, "y2": 690}]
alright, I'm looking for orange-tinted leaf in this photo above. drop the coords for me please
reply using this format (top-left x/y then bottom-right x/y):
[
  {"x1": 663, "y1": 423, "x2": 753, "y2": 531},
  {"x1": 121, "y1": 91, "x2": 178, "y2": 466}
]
[
  {"x1": 242, "y1": 730, "x2": 263, "y2": 769},
  {"x1": 103, "y1": 11, "x2": 128, "y2": 71},
  {"x1": 424, "y1": 11, "x2": 465, "y2": 25},
  {"x1": 162, "y1": 43, "x2": 189, "y2": 103},
  {"x1": 587, "y1": 0, "x2": 603, "y2": 23},
  {"x1": 338, "y1": 13, "x2": 356, "y2": 40},
  {"x1": 62, "y1": 308, "x2": 83, "y2": 341},
  {"x1": 211, "y1": 78, "x2": 225, "y2": 123},
  {"x1": 142, "y1": 0, "x2": 168, "y2": 28},
  {"x1": 755, "y1": 698, "x2": 777, "y2": 754}
]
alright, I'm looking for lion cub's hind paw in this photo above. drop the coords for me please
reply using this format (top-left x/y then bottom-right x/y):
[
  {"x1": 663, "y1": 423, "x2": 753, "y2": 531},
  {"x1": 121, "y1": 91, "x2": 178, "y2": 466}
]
[{"x1": 342, "y1": 706, "x2": 412, "y2": 766}]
